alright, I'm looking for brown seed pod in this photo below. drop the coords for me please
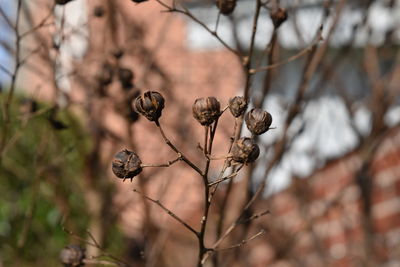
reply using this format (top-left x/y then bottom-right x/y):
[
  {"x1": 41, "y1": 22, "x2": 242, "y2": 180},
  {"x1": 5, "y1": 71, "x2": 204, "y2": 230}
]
[
  {"x1": 133, "y1": 91, "x2": 165, "y2": 121},
  {"x1": 229, "y1": 96, "x2": 248, "y2": 117},
  {"x1": 118, "y1": 67, "x2": 134, "y2": 88},
  {"x1": 231, "y1": 137, "x2": 260, "y2": 163},
  {"x1": 93, "y1": 6, "x2": 105, "y2": 17},
  {"x1": 271, "y1": 7, "x2": 288, "y2": 28},
  {"x1": 59, "y1": 245, "x2": 85, "y2": 267},
  {"x1": 245, "y1": 108, "x2": 272, "y2": 135},
  {"x1": 55, "y1": 0, "x2": 74, "y2": 5},
  {"x1": 112, "y1": 48, "x2": 124, "y2": 59},
  {"x1": 216, "y1": 0, "x2": 236, "y2": 15},
  {"x1": 192, "y1": 97, "x2": 221, "y2": 126},
  {"x1": 96, "y1": 63, "x2": 113, "y2": 87},
  {"x1": 112, "y1": 149, "x2": 142, "y2": 180}
]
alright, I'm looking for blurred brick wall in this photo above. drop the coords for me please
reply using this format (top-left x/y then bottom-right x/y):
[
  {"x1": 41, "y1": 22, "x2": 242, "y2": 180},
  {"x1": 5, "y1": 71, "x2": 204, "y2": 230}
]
[
  {"x1": 247, "y1": 129, "x2": 400, "y2": 267},
  {"x1": 19, "y1": 1, "x2": 400, "y2": 266}
]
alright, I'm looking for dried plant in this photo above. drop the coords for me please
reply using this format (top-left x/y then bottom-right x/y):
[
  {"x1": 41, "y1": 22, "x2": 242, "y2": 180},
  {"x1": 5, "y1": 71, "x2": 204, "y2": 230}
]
[
  {"x1": 1, "y1": 0, "x2": 399, "y2": 266},
  {"x1": 112, "y1": 90, "x2": 272, "y2": 266}
]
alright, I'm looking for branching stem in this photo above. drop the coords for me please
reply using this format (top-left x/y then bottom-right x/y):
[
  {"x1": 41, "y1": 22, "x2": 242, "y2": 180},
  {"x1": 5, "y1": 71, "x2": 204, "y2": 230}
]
[
  {"x1": 133, "y1": 189, "x2": 199, "y2": 237},
  {"x1": 141, "y1": 155, "x2": 182, "y2": 168},
  {"x1": 155, "y1": 120, "x2": 203, "y2": 175}
]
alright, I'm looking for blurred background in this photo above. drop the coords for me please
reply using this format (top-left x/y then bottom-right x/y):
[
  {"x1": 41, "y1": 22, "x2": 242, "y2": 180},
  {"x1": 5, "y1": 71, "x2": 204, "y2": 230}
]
[{"x1": 0, "y1": 0, "x2": 400, "y2": 266}]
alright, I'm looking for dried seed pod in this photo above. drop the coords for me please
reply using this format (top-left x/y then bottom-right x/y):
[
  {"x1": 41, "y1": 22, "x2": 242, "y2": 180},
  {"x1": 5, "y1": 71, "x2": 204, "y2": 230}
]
[
  {"x1": 118, "y1": 67, "x2": 134, "y2": 88},
  {"x1": 192, "y1": 97, "x2": 221, "y2": 126},
  {"x1": 112, "y1": 48, "x2": 124, "y2": 59},
  {"x1": 55, "y1": 0, "x2": 74, "y2": 5},
  {"x1": 231, "y1": 137, "x2": 260, "y2": 163},
  {"x1": 271, "y1": 7, "x2": 288, "y2": 28},
  {"x1": 59, "y1": 245, "x2": 85, "y2": 267},
  {"x1": 112, "y1": 149, "x2": 142, "y2": 180},
  {"x1": 93, "y1": 6, "x2": 105, "y2": 17},
  {"x1": 96, "y1": 63, "x2": 113, "y2": 87},
  {"x1": 229, "y1": 96, "x2": 248, "y2": 117},
  {"x1": 133, "y1": 91, "x2": 165, "y2": 121},
  {"x1": 245, "y1": 108, "x2": 272, "y2": 135},
  {"x1": 216, "y1": 0, "x2": 236, "y2": 15}
]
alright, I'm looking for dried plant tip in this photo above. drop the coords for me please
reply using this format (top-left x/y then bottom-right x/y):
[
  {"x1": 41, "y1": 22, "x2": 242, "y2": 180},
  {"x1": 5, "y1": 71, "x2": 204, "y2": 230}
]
[
  {"x1": 231, "y1": 137, "x2": 260, "y2": 163},
  {"x1": 229, "y1": 96, "x2": 248, "y2": 117},
  {"x1": 59, "y1": 245, "x2": 85, "y2": 267},
  {"x1": 55, "y1": 0, "x2": 74, "y2": 5},
  {"x1": 271, "y1": 7, "x2": 288, "y2": 28},
  {"x1": 118, "y1": 67, "x2": 134, "y2": 88},
  {"x1": 192, "y1": 97, "x2": 221, "y2": 126},
  {"x1": 245, "y1": 108, "x2": 272, "y2": 135},
  {"x1": 216, "y1": 0, "x2": 236, "y2": 15},
  {"x1": 133, "y1": 91, "x2": 165, "y2": 121},
  {"x1": 112, "y1": 149, "x2": 142, "y2": 180},
  {"x1": 112, "y1": 48, "x2": 124, "y2": 59},
  {"x1": 93, "y1": 6, "x2": 105, "y2": 17},
  {"x1": 97, "y1": 63, "x2": 113, "y2": 87}
]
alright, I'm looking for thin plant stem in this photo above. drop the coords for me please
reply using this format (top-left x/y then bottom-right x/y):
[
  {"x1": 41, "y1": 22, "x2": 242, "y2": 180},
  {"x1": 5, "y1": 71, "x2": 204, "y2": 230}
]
[
  {"x1": 250, "y1": 33, "x2": 323, "y2": 74},
  {"x1": 63, "y1": 228, "x2": 130, "y2": 267},
  {"x1": 82, "y1": 259, "x2": 122, "y2": 266},
  {"x1": 155, "y1": 120, "x2": 203, "y2": 175},
  {"x1": 133, "y1": 189, "x2": 199, "y2": 237},
  {"x1": 213, "y1": 229, "x2": 266, "y2": 252},
  {"x1": 208, "y1": 164, "x2": 243, "y2": 187},
  {"x1": 201, "y1": 210, "x2": 270, "y2": 264},
  {"x1": 141, "y1": 155, "x2": 182, "y2": 168},
  {"x1": 154, "y1": 0, "x2": 240, "y2": 56},
  {"x1": 1, "y1": 0, "x2": 23, "y2": 154},
  {"x1": 243, "y1": 0, "x2": 262, "y2": 100},
  {"x1": 204, "y1": 125, "x2": 209, "y2": 156},
  {"x1": 197, "y1": 119, "x2": 219, "y2": 267}
]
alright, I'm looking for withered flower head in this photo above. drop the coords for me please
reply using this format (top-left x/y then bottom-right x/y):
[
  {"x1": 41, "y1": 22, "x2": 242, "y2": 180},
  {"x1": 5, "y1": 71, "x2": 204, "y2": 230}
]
[
  {"x1": 55, "y1": 0, "x2": 74, "y2": 5},
  {"x1": 118, "y1": 67, "x2": 134, "y2": 88},
  {"x1": 59, "y1": 245, "x2": 85, "y2": 267},
  {"x1": 112, "y1": 48, "x2": 124, "y2": 59},
  {"x1": 93, "y1": 6, "x2": 105, "y2": 17},
  {"x1": 231, "y1": 137, "x2": 260, "y2": 163},
  {"x1": 192, "y1": 97, "x2": 221, "y2": 126},
  {"x1": 112, "y1": 149, "x2": 142, "y2": 181},
  {"x1": 229, "y1": 96, "x2": 248, "y2": 117},
  {"x1": 245, "y1": 108, "x2": 272, "y2": 135},
  {"x1": 133, "y1": 91, "x2": 165, "y2": 121},
  {"x1": 216, "y1": 0, "x2": 236, "y2": 15},
  {"x1": 271, "y1": 7, "x2": 288, "y2": 28},
  {"x1": 97, "y1": 63, "x2": 113, "y2": 87}
]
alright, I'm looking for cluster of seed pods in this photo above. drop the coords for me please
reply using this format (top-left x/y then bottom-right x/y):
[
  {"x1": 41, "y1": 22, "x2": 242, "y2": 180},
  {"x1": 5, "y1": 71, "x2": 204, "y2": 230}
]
[{"x1": 111, "y1": 91, "x2": 272, "y2": 181}]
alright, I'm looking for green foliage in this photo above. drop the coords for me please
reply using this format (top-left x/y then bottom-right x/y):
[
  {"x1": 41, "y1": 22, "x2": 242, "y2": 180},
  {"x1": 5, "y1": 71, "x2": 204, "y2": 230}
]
[{"x1": 0, "y1": 96, "x2": 92, "y2": 266}]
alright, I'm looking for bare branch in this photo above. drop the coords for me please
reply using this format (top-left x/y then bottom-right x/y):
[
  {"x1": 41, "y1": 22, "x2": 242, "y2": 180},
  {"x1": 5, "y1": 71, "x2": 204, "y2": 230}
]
[
  {"x1": 214, "y1": 229, "x2": 266, "y2": 252},
  {"x1": 154, "y1": 0, "x2": 240, "y2": 56},
  {"x1": 208, "y1": 164, "x2": 243, "y2": 187},
  {"x1": 155, "y1": 120, "x2": 203, "y2": 175},
  {"x1": 133, "y1": 189, "x2": 199, "y2": 237},
  {"x1": 141, "y1": 155, "x2": 183, "y2": 168}
]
